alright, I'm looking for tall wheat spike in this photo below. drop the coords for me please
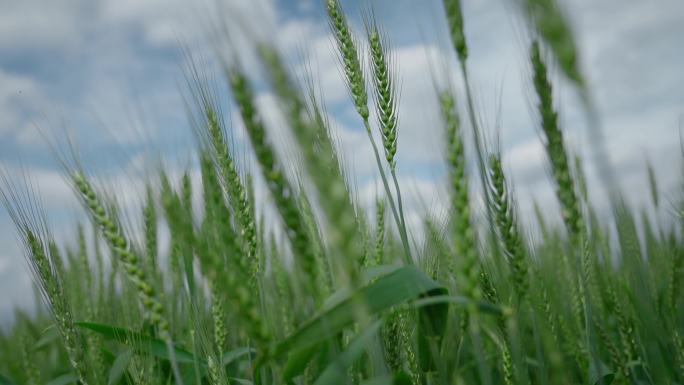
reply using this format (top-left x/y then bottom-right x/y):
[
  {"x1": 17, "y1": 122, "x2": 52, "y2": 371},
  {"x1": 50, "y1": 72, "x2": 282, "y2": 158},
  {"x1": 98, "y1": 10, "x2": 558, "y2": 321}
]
[{"x1": 228, "y1": 67, "x2": 320, "y2": 298}]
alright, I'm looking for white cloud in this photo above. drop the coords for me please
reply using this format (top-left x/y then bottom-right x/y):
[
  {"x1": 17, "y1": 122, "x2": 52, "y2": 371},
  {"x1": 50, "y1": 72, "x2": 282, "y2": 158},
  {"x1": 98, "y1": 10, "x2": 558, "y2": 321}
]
[
  {"x1": 0, "y1": 69, "x2": 48, "y2": 138},
  {"x1": 0, "y1": 0, "x2": 85, "y2": 52}
]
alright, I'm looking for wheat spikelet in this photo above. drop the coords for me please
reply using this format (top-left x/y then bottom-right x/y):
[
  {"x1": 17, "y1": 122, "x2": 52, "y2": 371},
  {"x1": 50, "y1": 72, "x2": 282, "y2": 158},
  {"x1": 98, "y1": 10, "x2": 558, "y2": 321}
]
[
  {"x1": 487, "y1": 154, "x2": 529, "y2": 300},
  {"x1": 367, "y1": 22, "x2": 399, "y2": 171},
  {"x1": 198, "y1": 150, "x2": 270, "y2": 346},
  {"x1": 229, "y1": 68, "x2": 320, "y2": 298},
  {"x1": 259, "y1": 46, "x2": 366, "y2": 283},
  {"x1": 442, "y1": 0, "x2": 468, "y2": 62},
  {"x1": 1, "y1": 180, "x2": 90, "y2": 385},
  {"x1": 70, "y1": 171, "x2": 169, "y2": 340},
  {"x1": 530, "y1": 41, "x2": 583, "y2": 241},
  {"x1": 439, "y1": 89, "x2": 480, "y2": 299},
  {"x1": 373, "y1": 198, "x2": 386, "y2": 266},
  {"x1": 326, "y1": 0, "x2": 369, "y2": 120},
  {"x1": 523, "y1": 0, "x2": 584, "y2": 85},
  {"x1": 204, "y1": 106, "x2": 259, "y2": 282}
]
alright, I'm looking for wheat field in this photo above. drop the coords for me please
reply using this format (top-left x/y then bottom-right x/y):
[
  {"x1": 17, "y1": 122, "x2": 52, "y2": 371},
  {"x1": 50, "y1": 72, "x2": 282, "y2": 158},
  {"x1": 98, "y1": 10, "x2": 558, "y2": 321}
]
[{"x1": 1, "y1": 0, "x2": 682, "y2": 384}]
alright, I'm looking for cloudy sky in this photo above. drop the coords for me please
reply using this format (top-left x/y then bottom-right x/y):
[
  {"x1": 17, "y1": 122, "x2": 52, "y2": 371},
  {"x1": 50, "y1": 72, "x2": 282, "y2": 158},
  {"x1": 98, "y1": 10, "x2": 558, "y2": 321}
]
[{"x1": 1, "y1": 0, "x2": 682, "y2": 326}]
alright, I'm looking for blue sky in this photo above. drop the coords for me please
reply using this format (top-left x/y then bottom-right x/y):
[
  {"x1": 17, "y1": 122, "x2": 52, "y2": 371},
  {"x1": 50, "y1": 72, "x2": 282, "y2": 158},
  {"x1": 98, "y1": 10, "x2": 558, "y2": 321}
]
[{"x1": 1, "y1": 0, "x2": 683, "y2": 326}]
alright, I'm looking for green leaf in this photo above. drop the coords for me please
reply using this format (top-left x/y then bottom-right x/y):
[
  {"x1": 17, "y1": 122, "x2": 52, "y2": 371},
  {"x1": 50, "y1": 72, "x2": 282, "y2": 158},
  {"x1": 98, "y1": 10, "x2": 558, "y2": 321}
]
[
  {"x1": 228, "y1": 378, "x2": 253, "y2": 385},
  {"x1": 625, "y1": 360, "x2": 654, "y2": 385},
  {"x1": 361, "y1": 265, "x2": 401, "y2": 282},
  {"x1": 282, "y1": 343, "x2": 324, "y2": 382},
  {"x1": 313, "y1": 320, "x2": 383, "y2": 384},
  {"x1": 322, "y1": 265, "x2": 401, "y2": 311},
  {"x1": 0, "y1": 373, "x2": 17, "y2": 385},
  {"x1": 221, "y1": 346, "x2": 256, "y2": 366},
  {"x1": 360, "y1": 372, "x2": 412, "y2": 385},
  {"x1": 274, "y1": 266, "x2": 448, "y2": 372},
  {"x1": 108, "y1": 348, "x2": 133, "y2": 385},
  {"x1": 588, "y1": 360, "x2": 614, "y2": 385},
  {"x1": 181, "y1": 366, "x2": 202, "y2": 385},
  {"x1": 391, "y1": 372, "x2": 412, "y2": 385},
  {"x1": 46, "y1": 373, "x2": 79, "y2": 385},
  {"x1": 360, "y1": 375, "x2": 393, "y2": 385},
  {"x1": 33, "y1": 325, "x2": 59, "y2": 351},
  {"x1": 76, "y1": 322, "x2": 195, "y2": 363},
  {"x1": 410, "y1": 295, "x2": 506, "y2": 316}
]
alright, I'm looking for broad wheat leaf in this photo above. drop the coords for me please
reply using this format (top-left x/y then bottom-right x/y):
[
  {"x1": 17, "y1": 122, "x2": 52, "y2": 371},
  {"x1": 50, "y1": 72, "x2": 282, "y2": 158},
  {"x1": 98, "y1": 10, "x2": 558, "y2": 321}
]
[{"x1": 76, "y1": 322, "x2": 195, "y2": 363}]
